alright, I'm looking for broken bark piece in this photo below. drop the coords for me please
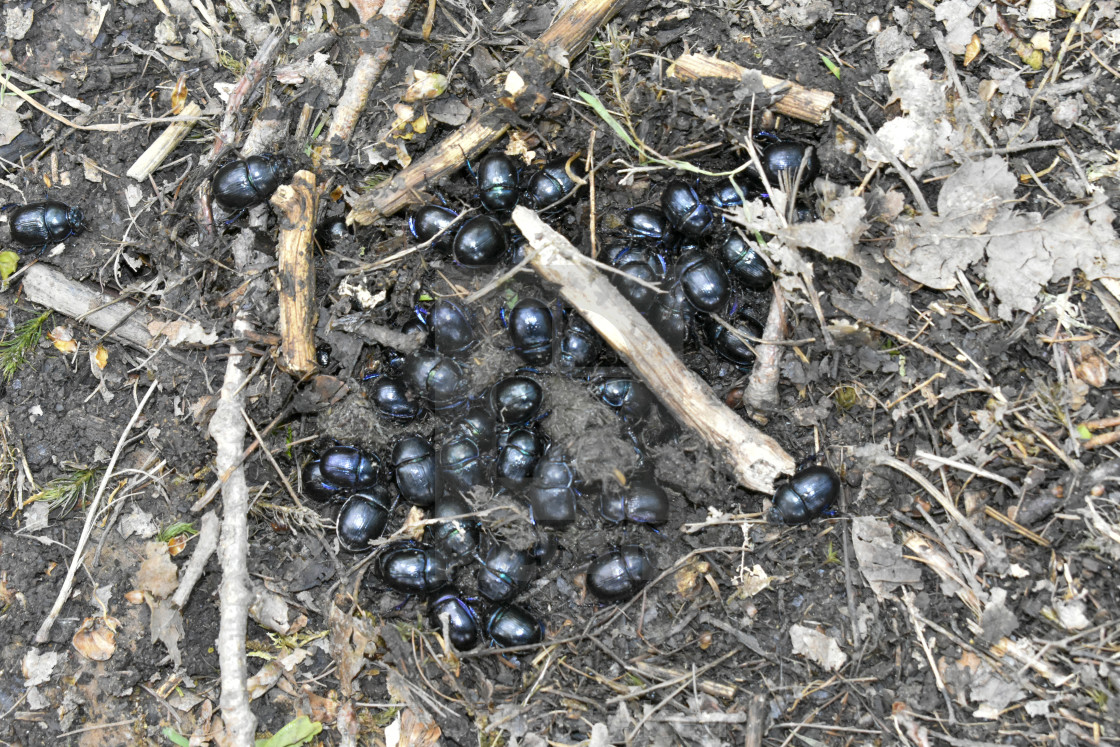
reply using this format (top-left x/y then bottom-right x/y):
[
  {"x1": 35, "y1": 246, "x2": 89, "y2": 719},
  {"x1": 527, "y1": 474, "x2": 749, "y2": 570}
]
[
  {"x1": 270, "y1": 170, "x2": 319, "y2": 377},
  {"x1": 126, "y1": 101, "x2": 202, "y2": 181},
  {"x1": 20, "y1": 264, "x2": 154, "y2": 349},
  {"x1": 350, "y1": 0, "x2": 627, "y2": 224},
  {"x1": 668, "y1": 53, "x2": 836, "y2": 126},
  {"x1": 513, "y1": 206, "x2": 795, "y2": 494}
]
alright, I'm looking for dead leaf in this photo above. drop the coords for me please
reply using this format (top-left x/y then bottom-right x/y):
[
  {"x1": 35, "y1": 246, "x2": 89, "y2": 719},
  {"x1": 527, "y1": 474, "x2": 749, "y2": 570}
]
[
  {"x1": 674, "y1": 558, "x2": 709, "y2": 599},
  {"x1": 47, "y1": 326, "x2": 78, "y2": 354},
  {"x1": 72, "y1": 615, "x2": 119, "y2": 661},
  {"x1": 21, "y1": 649, "x2": 59, "y2": 687},
  {"x1": 851, "y1": 517, "x2": 922, "y2": 598},
  {"x1": 147, "y1": 319, "x2": 219, "y2": 346},
  {"x1": 93, "y1": 344, "x2": 109, "y2": 370},
  {"x1": 150, "y1": 599, "x2": 183, "y2": 667},
  {"x1": 402, "y1": 70, "x2": 448, "y2": 102},
  {"x1": 864, "y1": 51, "x2": 953, "y2": 169},
  {"x1": 789, "y1": 624, "x2": 847, "y2": 671},
  {"x1": 137, "y1": 541, "x2": 179, "y2": 599}
]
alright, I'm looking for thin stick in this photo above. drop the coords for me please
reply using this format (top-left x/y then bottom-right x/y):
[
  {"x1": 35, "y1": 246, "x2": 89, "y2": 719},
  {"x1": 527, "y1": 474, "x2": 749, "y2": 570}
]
[
  {"x1": 743, "y1": 283, "x2": 785, "y2": 413},
  {"x1": 35, "y1": 381, "x2": 159, "y2": 643},
  {"x1": 127, "y1": 102, "x2": 203, "y2": 181},
  {"x1": 170, "y1": 511, "x2": 221, "y2": 609},
  {"x1": 270, "y1": 170, "x2": 319, "y2": 376},
  {"x1": 513, "y1": 206, "x2": 794, "y2": 493}
]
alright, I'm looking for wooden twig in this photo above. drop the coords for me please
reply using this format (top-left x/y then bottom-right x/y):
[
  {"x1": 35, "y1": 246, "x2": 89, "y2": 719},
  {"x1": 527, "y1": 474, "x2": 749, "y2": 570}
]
[
  {"x1": 206, "y1": 30, "x2": 284, "y2": 165},
  {"x1": 513, "y1": 206, "x2": 794, "y2": 493},
  {"x1": 127, "y1": 102, "x2": 202, "y2": 181},
  {"x1": 170, "y1": 511, "x2": 221, "y2": 609},
  {"x1": 350, "y1": 0, "x2": 627, "y2": 224},
  {"x1": 744, "y1": 283, "x2": 785, "y2": 413},
  {"x1": 668, "y1": 53, "x2": 835, "y2": 125},
  {"x1": 20, "y1": 265, "x2": 154, "y2": 350},
  {"x1": 270, "y1": 170, "x2": 319, "y2": 376}
]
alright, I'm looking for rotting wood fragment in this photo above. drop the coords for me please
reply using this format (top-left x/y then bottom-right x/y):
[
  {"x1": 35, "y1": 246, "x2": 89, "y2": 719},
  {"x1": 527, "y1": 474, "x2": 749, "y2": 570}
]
[{"x1": 271, "y1": 170, "x2": 319, "y2": 377}]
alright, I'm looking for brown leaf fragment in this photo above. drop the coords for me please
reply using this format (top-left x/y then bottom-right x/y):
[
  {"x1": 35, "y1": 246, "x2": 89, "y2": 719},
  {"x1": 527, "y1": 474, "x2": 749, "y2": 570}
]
[
  {"x1": 137, "y1": 541, "x2": 179, "y2": 599},
  {"x1": 149, "y1": 600, "x2": 183, "y2": 668},
  {"x1": 72, "y1": 614, "x2": 119, "y2": 661},
  {"x1": 851, "y1": 517, "x2": 922, "y2": 599}
]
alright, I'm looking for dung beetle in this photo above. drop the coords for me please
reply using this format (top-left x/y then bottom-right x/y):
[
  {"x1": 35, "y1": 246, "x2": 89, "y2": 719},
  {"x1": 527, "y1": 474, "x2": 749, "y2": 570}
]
[
  {"x1": 428, "y1": 594, "x2": 483, "y2": 650},
  {"x1": 476, "y1": 542, "x2": 535, "y2": 603},
  {"x1": 439, "y1": 429, "x2": 490, "y2": 495},
  {"x1": 5, "y1": 200, "x2": 87, "y2": 251},
  {"x1": 211, "y1": 154, "x2": 293, "y2": 211},
  {"x1": 488, "y1": 375, "x2": 544, "y2": 425},
  {"x1": 770, "y1": 464, "x2": 840, "y2": 525},
  {"x1": 719, "y1": 233, "x2": 772, "y2": 290},
  {"x1": 404, "y1": 350, "x2": 469, "y2": 410},
  {"x1": 315, "y1": 343, "x2": 333, "y2": 369},
  {"x1": 707, "y1": 177, "x2": 756, "y2": 210},
  {"x1": 706, "y1": 315, "x2": 763, "y2": 367},
  {"x1": 599, "y1": 474, "x2": 669, "y2": 526},
  {"x1": 505, "y1": 298, "x2": 554, "y2": 366},
  {"x1": 366, "y1": 376, "x2": 421, "y2": 422},
  {"x1": 320, "y1": 446, "x2": 380, "y2": 490},
  {"x1": 475, "y1": 153, "x2": 519, "y2": 211},
  {"x1": 672, "y1": 250, "x2": 730, "y2": 313},
  {"x1": 625, "y1": 207, "x2": 677, "y2": 251},
  {"x1": 487, "y1": 604, "x2": 544, "y2": 647},
  {"x1": 586, "y1": 544, "x2": 656, "y2": 602},
  {"x1": 409, "y1": 204, "x2": 459, "y2": 252},
  {"x1": 336, "y1": 487, "x2": 392, "y2": 552},
  {"x1": 392, "y1": 436, "x2": 442, "y2": 507},
  {"x1": 526, "y1": 450, "x2": 580, "y2": 528},
  {"x1": 522, "y1": 157, "x2": 581, "y2": 210},
  {"x1": 453, "y1": 214, "x2": 508, "y2": 266},
  {"x1": 760, "y1": 140, "x2": 820, "y2": 191},
  {"x1": 557, "y1": 313, "x2": 602, "y2": 375},
  {"x1": 450, "y1": 407, "x2": 497, "y2": 453},
  {"x1": 496, "y1": 426, "x2": 546, "y2": 487},
  {"x1": 427, "y1": 300, "x2": 476, "y2": 358},
  {"x1": 611, "y1": 257, "x2": 662, "y2": 315},
  {"x1": 375, "y1": 541, "x2": 454, "y2": 595},
  {"x1": 648, "y1": 282, "x2": 694, "y2": 352},
  {"x1": 595, "y1": 378, "x2": 655, "y2": 424},
  {"x1": 428, "y1": 492, "x2": 480, "y2": 558},
  {"x1": 302, "y1": 459, "x2": 345, "y2": 503},
  {"x1": 661, "y1": 180, "x2": 714, "y2": 238},
  {"x1": 316, "y1": 216, "x2": 353, "y2": 248}
]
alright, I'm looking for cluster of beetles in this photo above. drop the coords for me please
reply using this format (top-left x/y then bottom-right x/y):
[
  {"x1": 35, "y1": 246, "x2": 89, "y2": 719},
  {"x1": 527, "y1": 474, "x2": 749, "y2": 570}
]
[{"x1": 2, "y1": 137, "x2": 840, "y2": 652}]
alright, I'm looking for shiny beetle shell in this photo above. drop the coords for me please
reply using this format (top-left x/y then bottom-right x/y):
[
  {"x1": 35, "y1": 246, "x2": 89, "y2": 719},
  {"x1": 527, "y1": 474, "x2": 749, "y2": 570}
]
[
  {"x1": 599, "y1": 475, "x2": 669, "y2": 526},
  {"x1": 648, "y1": 282, "x2": 693, "y2": 352},
  {"x1": 392, "y1": 436, "x2": 442, "y2": 507},
  {"x1": 707, "y1": 177, "x2": 755, "y2": 209},
  {"x1": 367, "y1": 377, "x2": 420, "y2": 422},
  {"x1": 316, "y1": 216, "x2": 353, "y2": 248},
  {"x1": 769, "y1": 465, "x2": 840, "y2": 525},
  {"x1": 488, "y1": 375, "x2": 543, "y2": 424},
  {"x1": 719, "y1": 233, "x2": 772, "y2": 290},
  {"x1": 453, "y1": 215, "x2": 508, "y2": 266},
  {"x1": 586, "y1": 545, "x2": 656, "y2": 602},
  {"x1": 507, "y1": 298, "x2": 554, "y2": 366},
  {"x1": 523, "y1": 158, "x2": 580, "y2": 210},
  {"x1": 611, "y1": 258, "x2": 662, "y2": 314},
  {"x1": 450, "y1": 407, "x2": 497, "y2": 453},
  {"x1": 438, "y1": 430, "x2": 489, "y2": 495},
  {"x1": 476, "y1": 542, "x2": 535, "y2": 603},
  {"x1": 428, "y1": 594, "x2": 482, "y2": 650},
  {"x1": 557, "y1": 313, "x2": 602, "y2": 375},
  {"x1": 404, "y1": 350, "x2": 468, "y2": 409},
  {"x1": 761, "y1": 141, "x2": 820, "y2": 189},
  {"x1": 211, "y1": 155, "x2": 293, "y2": 210},
  {"x1": 596, "y1": 378, "x2": 655, "y2": 423},
  {"x1": 625, "y1": 207, "x2": 675, "y2": 249},
  {"x1": 409, "y1": 204, "x2": 459, "y2": 252},
  {"x1": 526, "y1": 450, "x2": 579, "y2": 528},
  {"x1": 375, "y1": 542, "x2": 453, "y2": 595},
  {"x1": 7, "y1": 201, "x2": 87, "y2": 249},
  {"x1": 476, "y1": 153, "x2": 519, "y2": 211},
  {"x1": 320, "y1": 446, "x2": 380, "y2": 490},
  {"x1": 337, "y1": 488, "x2": 391, "y2": 552},
  {"x1": 673, "y1": 250, "x2": 730, "y2": 313},
  {"x1": 428, "y1": 492, "x2": 480, "y2": 558},
  {"x1": 487, "y1": 604, "x2": 544, "y2": 647},
  {"x1": 661, "y1": 180, "x2": 714, "y2": 238},
  {"x1": 302, "y1": 459, "x2": 345, "y2": 503},
  {"x1": 496, "y1": 426, "x2": 545, "y2": 487},
  {"x1": 707, "y1": 315, "x2": 763, "y2": 367},
  {"x1": 429, "y1": 300, "x2": 476, "y2": 358}
]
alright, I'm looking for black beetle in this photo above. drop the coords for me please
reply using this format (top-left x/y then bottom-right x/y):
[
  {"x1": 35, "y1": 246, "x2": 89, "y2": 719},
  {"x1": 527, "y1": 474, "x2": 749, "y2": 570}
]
[
  {"x1": 625, "y1": 207, "x2": 677, "y2": 251},
  {"x1": 316, "y1": 216, "x2": 353, "y2": 248},
  {"x1": 595, "y1": 378, "x2": 655, "y2": 424},
  {"x1": 315, "y1": 343, "x2": 333, "y2": 369},
  {"x1": 392, "y1": 436, "x2": 442, "y2": 507},
  {"x1": 672, "y1": 250, "x2": 730, "y2": 313},
  {"x1": 5, "y1": 200, "x2": 87, "y2": 250},
  {"x1": 496, "y1": 426, "x2": 546, "y2": 487},
  {"x1": 487, "y1": 604, "x2": 544, "y2": 647},
  {"x1": 586, "y1": 545, "x2": 656, "y2": 602},
  {"x1": 337, "y1": 488, "x2": 392, "y2": 552},
  {"x1": 403, "y1": 350, "x2": 469, "y2": 410},
  {"x1": 450, "y1": 407, "x2": 497, "y2": 453},
  {"x1": 302, "y1": 459, "x2": 345, "y2": 503},
  {"x1": 611, "y1": 257, "x2": 663, "y2": 314},
  {"x1": 719, "y1": 233, "x2": 772, "y2": 290},
  {"x1": 647, "y1": 282, "x2": 694, "y2": 352},
  {"x1": 599, "y1": 474, "x2": 669, "y2": 526},
  {"x1": 375, "y1": 541, "x2": 454, "y2": 595},
  {"x1": 661, "y1": 180, "x2": 714, "y2": 238},
  {"x1": 706, "y1": 315, "x2": 763, "y2": 367},
  {"x1": 522, "y1": 157, "x2": 581, "y2": 210},
  {"x1": 488, "y1": 375, "x2": 544, "y2": 425},
  {"x1": 506, "y1": 298, "x2": 554, "y2": 366},
  {"x1": 428, "y1": 594, "x2": 483, "y2": 650},
  {"x1": 761, "y1": 141, "x2": 820, "y2": 191},
  {"x1": 428, "y1": 300, "x2": 476, "y2": 358},
  {"x1": 320, "y1": 446, "x2": 380, "y2": 490},
  {"x1": 211, "y1": 154, "x2": 293, "y2": 211},
  {"x1": 453, "y1": 214, "x2": 508, "y2": 266},
  {"x1": 707, "y1": 177, "x2": 756, "y2": 210},
  {"x1": 476, "y1": 542, "x2": 535, "y2": 603},
  {"x1": 438, "y1": 429, "x2": 490, "y2": 495},
  {"x1": 770, "y1": 464, "x2": 840, "y2": 525},
  {"x1": 557, "y1": 313, "x2": 602, "y2": 375},
  {"x1": 476, "y1": 153, "x2": 519, "y2": 211},
  {"x1": 526, "y1": 450, "x2": 580, "y2": 528},
  {"x1": 366, "y1": 376, "x2": 421, "y2": 422},
  {"x1": 408, "y1": 204, "x2": 459, "y2": 253},
  {"x1": 428, "y1": 492, "x2": 480, "y2": 558}
]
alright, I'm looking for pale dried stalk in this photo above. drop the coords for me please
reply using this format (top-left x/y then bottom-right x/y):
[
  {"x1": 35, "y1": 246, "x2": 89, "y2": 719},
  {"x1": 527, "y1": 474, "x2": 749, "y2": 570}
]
[
  {"x1": 270, "y1": 170, "x2": 319, "y2": 376},
  {"x1": 126, "y1": 102, "x2": 202, "y2": 181},
  {"x1": 744, "y1": 283, "x2": 785, "y2": 413}
]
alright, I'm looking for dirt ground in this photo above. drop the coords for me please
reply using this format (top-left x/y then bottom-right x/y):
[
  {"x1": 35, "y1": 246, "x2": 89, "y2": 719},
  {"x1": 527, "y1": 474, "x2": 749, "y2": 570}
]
[{"x1": 1, "y1": 0, "x2": 1119, "y2": 745}]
